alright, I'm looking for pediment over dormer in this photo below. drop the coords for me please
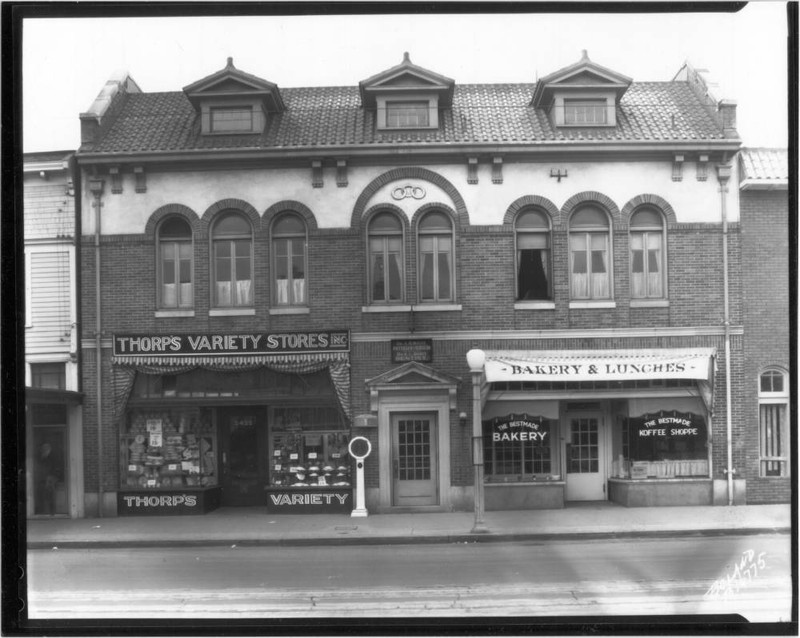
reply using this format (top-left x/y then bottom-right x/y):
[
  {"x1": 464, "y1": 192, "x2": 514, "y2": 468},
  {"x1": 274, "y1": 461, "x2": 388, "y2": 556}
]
[
  {"x1": 182, "y1": 58, "x2": 284, "y2": 134},
  {"x1": 365, "y1": 361, "x2": 461, "y2": 411},
  {"x1": 358, "y1": 53, "x2": 455, "y2": 123}
]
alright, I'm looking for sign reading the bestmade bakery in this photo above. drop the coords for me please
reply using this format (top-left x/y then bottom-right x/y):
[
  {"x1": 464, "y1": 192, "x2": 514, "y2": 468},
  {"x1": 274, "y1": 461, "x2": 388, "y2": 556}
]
[{"x1": 114, "y1": 331, "x2": 350, "y2": 356}]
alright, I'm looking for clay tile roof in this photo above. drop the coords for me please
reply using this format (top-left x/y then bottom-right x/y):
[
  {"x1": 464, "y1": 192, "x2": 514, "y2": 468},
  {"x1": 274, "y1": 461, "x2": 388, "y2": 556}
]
[
  {"x1": 83, "y1": 81, "x2": 730, "y2": 155},
  {"x1": 739, "y1": 148, "x2": 789, "y2": 182}
]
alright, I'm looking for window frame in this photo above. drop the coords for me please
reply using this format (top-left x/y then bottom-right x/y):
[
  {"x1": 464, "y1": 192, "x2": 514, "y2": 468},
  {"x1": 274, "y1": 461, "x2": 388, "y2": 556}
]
[
  {"x1": 417, "y1": 210, "x2": 456, "y2": 304},
  {"x1": 367, "y1": 211, "x2": 406, "y2": 305},
  {"x1": 209, "y1": 105, "x2": 254, "y2": 133},
  {"x1": 515, "y1": 208, "x2": 553, "y2": 301},
  {"x1": 385, "y1": 100, "x2": 430, "y2": 128},
  {"x1": 563, "y1": 98, "x2": 609, "y2": 126},
  {"x1": 271, "y1": 213, "x2": 308, "y2": 307},
  {"x1": 758, "y1": 368, "x2": 790, "y2": 478},
  {"x1": 629, "y1": 207, "x2": 667, "y2": 300},
  {"x1": 568, "y1": 206, "x2": 613, "y2": 301},
  {"x1": 210, "y1": 211, "x2": 254, "y2": 309},
  {"x1": 156, "y1": 216, "x2": 194, "y2": 310}
]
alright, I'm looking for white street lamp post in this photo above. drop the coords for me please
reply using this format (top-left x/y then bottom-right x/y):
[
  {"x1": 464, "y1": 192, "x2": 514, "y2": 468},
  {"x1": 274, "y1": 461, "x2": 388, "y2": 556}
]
[{"x1": 466, "y1": 348, "x2": 488, "y2": 534}]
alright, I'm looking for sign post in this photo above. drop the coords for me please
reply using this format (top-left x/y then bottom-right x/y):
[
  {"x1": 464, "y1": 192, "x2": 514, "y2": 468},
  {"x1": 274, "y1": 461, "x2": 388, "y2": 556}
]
[{"x1": 348, "y1": 436, "x2": 372, "y2": 518}]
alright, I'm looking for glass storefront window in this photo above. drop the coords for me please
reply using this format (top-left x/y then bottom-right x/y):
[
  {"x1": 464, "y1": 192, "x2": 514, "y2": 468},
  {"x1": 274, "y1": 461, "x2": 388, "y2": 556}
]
[
  {"x1": 121, "y1": 407, "x2": 217, "y2": 489},
  {"x1": 269, "y1": 406, "x2": 350, "y2": 488},
  {"x1": 618, "y1": 410, "x2": 708, "y2": 478},
  {"x1": 482, "y1": 414, "x2": 559, "y2": 482}
]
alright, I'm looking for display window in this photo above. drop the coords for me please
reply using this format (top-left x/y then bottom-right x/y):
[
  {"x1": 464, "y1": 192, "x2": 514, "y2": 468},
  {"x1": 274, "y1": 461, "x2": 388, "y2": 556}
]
[
  {"x1": 120, "y1": 407, "x2": 217, "y2": 489},
  {"x1": 269, "y1": 406, "x2": 350, "y2": 488},
  {"x1": 619, "y1": 410, "x2": 709, "y2": 478},
  {"x1": 482, "y1": 414, "x2": 560, "y2": 482}
]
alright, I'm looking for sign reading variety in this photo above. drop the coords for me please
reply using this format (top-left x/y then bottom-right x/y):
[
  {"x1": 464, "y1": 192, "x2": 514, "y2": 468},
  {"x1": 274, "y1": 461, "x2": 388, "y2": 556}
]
[{"x1": 113, "y1": 331, "x2": 350, "y2": 356}]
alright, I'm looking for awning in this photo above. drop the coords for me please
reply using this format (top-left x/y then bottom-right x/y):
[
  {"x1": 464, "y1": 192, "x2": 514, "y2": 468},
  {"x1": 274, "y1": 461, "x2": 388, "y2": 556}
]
[
  {"x1": 111, "y1": 351, "x2": 349, "y2": 367},
  {"x1": 483, "y1": 348, "x2": 716, "y2": 383}
]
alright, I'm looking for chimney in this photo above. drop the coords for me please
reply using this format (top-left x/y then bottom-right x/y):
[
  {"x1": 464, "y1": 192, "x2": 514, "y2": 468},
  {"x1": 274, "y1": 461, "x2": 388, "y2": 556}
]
[
  {"x1": 717, "y1": 99, "x2": 738, "y2": 138},
  {"x1": 79, "y1": 72, "x2": 142, "y2": 147}
]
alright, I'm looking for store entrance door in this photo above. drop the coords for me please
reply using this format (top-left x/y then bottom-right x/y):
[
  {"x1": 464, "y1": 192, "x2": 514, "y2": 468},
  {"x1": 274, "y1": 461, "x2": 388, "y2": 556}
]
[
  {"x1": 391, "y1": 413, "x2": 439, "y2": 506},
  {"x1": 565, "y1": 415, "x2": 606, "y2": 501},
  {"x1": 219, "y1": 407, "x2": 267, "y2": 507}
]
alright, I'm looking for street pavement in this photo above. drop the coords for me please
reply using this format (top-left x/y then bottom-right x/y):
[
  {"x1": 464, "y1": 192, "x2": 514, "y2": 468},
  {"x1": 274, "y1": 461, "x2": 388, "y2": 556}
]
[{"x1": 25, "y1": 502, "x2": 792, "y2": 548}]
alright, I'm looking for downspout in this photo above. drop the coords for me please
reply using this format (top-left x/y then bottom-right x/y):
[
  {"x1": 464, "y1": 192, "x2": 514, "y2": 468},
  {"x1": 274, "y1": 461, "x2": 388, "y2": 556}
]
[
  {"x1": 88, "y1": 176, "x2": 105, "y2": 516},
  {"x1": 716, "y1": 162, "x2": 734, "y2": 505}
]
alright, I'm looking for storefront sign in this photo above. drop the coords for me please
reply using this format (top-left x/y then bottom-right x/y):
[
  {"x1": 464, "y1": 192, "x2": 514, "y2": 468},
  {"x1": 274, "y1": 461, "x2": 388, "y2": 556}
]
[
  {"x1": 117, "y1": 488, "x2": 220, "y2": 516},
  {"x1": 638, "y1": 414, "x2": 702, "y2": 438},
  {"x1": 484, "y1": 349, "x2": 714, "y2": 382},
  {"x1": 392, "y1": 339, "x2": 433, "y2": 363},
  {"x1": 113, "y1": 331, "x2": 350, "y2": 357},
  {"x1": 266, "y1": 489, "x2": 351, "y2": 513},
  {"x1": 488, "y1": 414, "x2": 549, "y2": 444}
]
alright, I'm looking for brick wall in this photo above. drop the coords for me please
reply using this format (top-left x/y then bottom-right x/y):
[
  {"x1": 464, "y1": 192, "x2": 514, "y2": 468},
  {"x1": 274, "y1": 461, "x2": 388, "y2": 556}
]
[{"x1": 739, "y1": 190, "x2": 791, "y2": 504}]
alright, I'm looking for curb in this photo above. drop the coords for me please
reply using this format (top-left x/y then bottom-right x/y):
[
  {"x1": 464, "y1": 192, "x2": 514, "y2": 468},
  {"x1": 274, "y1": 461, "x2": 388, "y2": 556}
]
[{"x1": 27, "y1": 526, "x2": 791, "y2": 550}]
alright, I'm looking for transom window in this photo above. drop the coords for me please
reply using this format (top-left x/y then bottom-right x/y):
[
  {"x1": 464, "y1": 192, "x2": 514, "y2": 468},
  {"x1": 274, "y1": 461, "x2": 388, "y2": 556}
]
[
  {"x1": 272, "y1": 213, "x2": 307, "y2": 306},
  {"x1": 418, "y1": 211, "x2": 454, "y2": 303},
  {"x1": 569, "y1": 206, "x2": 611, "y2": 300},
  {"x1": 564, "y1": 99, "x2": 607, "y2": 125},
  {"x1": 212, "y1": 211, "x2": 253, "y2": 307},
  {"x1": 157, "y1": 216, "x2": 193, "y2": 309},
  {"x1": 759, "y1": 368, "x2": 789, "y2": 477},
  {"x1": 210, "y1": 106, "x2": 253, "y2": 133},
  {"x1": 515, "y1": 209, "x2": 552, "y2": 300},
  {"x1": 368, "y1": 212, "x2": 404, "y2": 303},
  {"x1": 386, "y1": 101, "x2": 429, "y2": 128},
  {"x1": 630, "y1": 207, "x2": 665, "y2": 299}
]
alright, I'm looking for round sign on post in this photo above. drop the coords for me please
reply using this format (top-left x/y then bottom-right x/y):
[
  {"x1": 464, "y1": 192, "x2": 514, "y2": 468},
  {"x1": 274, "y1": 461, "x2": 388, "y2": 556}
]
[{"x1": 348, "y1": 436, "x2": 372, "y2": 517}]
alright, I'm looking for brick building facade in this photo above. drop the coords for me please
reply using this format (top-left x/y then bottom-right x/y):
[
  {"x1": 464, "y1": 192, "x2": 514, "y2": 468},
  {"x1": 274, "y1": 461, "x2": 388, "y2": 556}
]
[
  {"x1": 739, "y1": 149, "x2": 791, "y2": 504},
  {"x1": 74, "y1": 53, "x2": 753, "y2": 517}
]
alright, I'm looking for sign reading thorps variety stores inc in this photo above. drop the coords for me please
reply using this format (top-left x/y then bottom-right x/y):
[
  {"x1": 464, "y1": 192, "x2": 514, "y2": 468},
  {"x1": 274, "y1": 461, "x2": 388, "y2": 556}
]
[{"x1": 113, "y1": 331, "x2": 350, "y2": 357}]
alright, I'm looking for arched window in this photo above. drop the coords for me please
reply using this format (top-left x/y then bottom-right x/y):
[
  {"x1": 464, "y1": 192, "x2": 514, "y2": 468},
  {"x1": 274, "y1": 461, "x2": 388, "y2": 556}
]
[
  {"x1": 630, "y1": 207, "x2": 665, "y2": 299},
  {"x1": 515, "y1": 209, "x2": 552, "y2": 301},
  {"x1": 759, "y1": 368, "x2": 789, "y2": 477},
  {"x1": 368, "y1": 212, "x2": 404, "y2": 303},
  {"x1": 157, "y1": 216, "x2": 193, "y2": 309},
  {"x1": 418, "y1": 210, "x2": 454, "y2": 303},
  {"x1": 272, "y1": 213, "x2": 307, "y2": 306},
  {"x1": 569, "y1": 206, "x2": 611, "y2": 300},
  {"x1": 211, "y1": 211, "x2": 253, "y2": 307}
]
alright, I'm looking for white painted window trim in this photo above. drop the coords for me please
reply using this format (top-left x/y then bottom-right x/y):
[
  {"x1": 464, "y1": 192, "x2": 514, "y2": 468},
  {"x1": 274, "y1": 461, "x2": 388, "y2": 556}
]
[
  {"x1": 269, "y1": 307, "x2": 310, "y2": 315},
  {"x1": 155, "y1": 309, "x2": 195, "y2": 318},
  {"x1": 209, "y1": 308, "x2": 256, "y2": 317},
  {"x1": 569, "y1": 301, "x2": 617, "y2": 309},
  {"x1": 362, "y1": 304, "x2": 413, "y2": 313},
  {"x1": 412, "y1": 304, "x2": 462, "y2": 312},
  {"x1": 514, "y1": 301, "x2": 556, "y2": 310},
  {"x1": 630, "y1": 299, "x2": 670, "y2": 308}
]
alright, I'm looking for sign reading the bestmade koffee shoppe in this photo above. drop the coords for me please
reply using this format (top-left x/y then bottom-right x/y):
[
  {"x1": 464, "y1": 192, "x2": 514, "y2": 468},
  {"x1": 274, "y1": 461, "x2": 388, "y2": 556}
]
[{"x1": 113, "y1": 331, "x2": 350, "y2": 357}]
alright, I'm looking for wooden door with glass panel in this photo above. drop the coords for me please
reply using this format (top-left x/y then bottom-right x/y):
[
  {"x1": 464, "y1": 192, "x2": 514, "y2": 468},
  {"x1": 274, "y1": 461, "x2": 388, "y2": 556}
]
[
  {"x1": 391, "y1": 413, "x2": 438, "y2": 506},
  {"x1": 565, "y1": 414, "x2": 606, "y2": 501}
]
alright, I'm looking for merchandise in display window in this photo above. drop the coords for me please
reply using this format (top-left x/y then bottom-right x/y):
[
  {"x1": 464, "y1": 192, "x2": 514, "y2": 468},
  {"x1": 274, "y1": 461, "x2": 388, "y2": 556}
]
[
  {"x1": 121, "y1": 407, "x2": 217, "y2": 489},
  {"x1": 269, "y1": 406, "x2": 351, "y2": 488}
]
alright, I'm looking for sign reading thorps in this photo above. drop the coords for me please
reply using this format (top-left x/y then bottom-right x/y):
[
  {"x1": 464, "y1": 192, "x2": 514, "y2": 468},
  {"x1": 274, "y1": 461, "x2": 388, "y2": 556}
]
[
  {"x1": 483, "y1": 350, "x2": 714, "y2": 383},
  {"x1": 114, "y1": 331, "x2": 350, "y2": 357}
]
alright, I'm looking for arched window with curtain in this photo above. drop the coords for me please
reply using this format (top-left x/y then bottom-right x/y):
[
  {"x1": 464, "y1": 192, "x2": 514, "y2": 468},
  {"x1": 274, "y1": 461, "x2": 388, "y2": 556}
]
[
  {"x1": 367, "y1": 211, "x2": 404, "y2": 304},
  {"x1": 569, "y1": 205, "x2": 611, "y2": 300},
  {"x1": 157, "y1": 216, "x2": 193, "y2": 309},
  {"x1": 515, "y1": 208, "x2": 552, "y2": 300},
  {"x1": 211, "y1": 211, "x2": 253, "y2": 307},
  {"x1": 630, "y1": 207, "x2": 665, "y2": 299},
  {"x1": 759, "y1": 368, "x2": 789, "y2": 477},
  {"x1": 272, "y1": 213, "x2": 307, "y2": 306},
  {"x1": 418, "y1": 210, "x2": 454, "y2": 303}
]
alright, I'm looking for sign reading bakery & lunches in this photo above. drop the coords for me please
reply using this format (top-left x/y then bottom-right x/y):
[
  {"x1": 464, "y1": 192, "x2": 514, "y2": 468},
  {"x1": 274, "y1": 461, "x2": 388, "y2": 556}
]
[{"x1": 113, "y1": 331, "x2": 350, "y2": 357}]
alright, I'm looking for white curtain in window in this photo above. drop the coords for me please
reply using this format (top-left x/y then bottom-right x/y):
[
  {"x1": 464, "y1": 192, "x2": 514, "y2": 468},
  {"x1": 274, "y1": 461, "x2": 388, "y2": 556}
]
[
  {"x1": 180, "y1": 283, "x2": 193, "y2": 307},
  {"x1": 276, "y1": 279, "x2": 289, "y2": 304},
  {"x1": 647, "y1": 233, "x2": 662, "y2": 297},
  {"x1": 293, "y1": 279, "x2": 306, "y2": 304},
  {"x1": 216, "y1": 281, "x2": 232, "y2": 306},
  {"x1": 236, "y1": 280, "x2": 252, "y2": 306},
  {"x1": 162, "y1": 283, "x2": 177, "y2": 307}
]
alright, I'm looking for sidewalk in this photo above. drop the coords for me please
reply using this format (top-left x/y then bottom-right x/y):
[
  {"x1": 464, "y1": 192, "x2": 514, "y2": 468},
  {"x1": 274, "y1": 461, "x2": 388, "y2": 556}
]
[{"x1": 26, "y1": 503, "x2": 792, "y2": 549}]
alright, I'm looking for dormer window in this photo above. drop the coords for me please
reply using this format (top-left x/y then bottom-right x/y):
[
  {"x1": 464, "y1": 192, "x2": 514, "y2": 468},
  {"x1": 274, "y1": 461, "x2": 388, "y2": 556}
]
[
  {"x1": 210, "y1": 106, "x2": 254, "y2": 133},
  {"x1": 183, "y1": 57, "x2": 285, "y2": 137},
  {"x1": 564, "y1": 99, "x2": 608, "y2": 125},
  {"x1": 386, "y1": 101, "x2": 430, "y2": 128},
  {"x1": 360, "y1": 53, "x2": 455, "y2": 133},
  {"x1": 532, "y1": 50, "x2": 631, "y2": 130}
]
